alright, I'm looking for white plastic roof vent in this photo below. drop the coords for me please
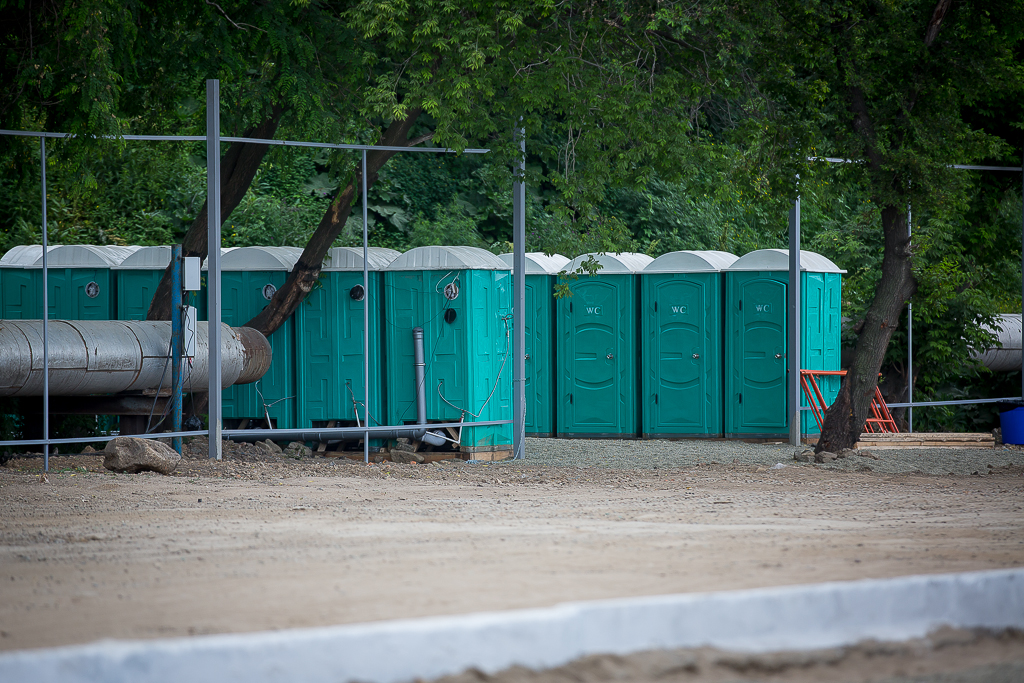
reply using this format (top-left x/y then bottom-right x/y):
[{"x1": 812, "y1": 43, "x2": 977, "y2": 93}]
[
  {"x1": 115, "y1": 246, "x2": 172, "y2": 270},
  {"x1": 497, "y1": 252, "x2": 570, "y2": 274},
  {"x1": 28, "y1": 245, "x2": 139, "y2": 269},
  {"x1": 643, "y1": 250, "x2": 739, "y2": 273},
  {"x1": 220, "y1": 246, "x2": 303, "y2": 271},
  {"x1": 726, "y1": 248, "x2": 846, "y2": 273},
  {"x1": 386, "y1": 246, "x2": 509, "y2": 271},
  {"x1": 564, "y1": 252, "x2": 654, "y2": 274},
  {"x1": 324, "y1": 247, "x2": 401, "y2": 271}
]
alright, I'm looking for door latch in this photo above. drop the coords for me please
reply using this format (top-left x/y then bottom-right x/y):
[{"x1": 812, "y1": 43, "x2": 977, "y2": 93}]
[
  {"x1": 692, "y1": 353, "x2": 700, "y2": 359},
  {"x1": 775, "y1": 353, "x2": 783, "y2": 359},
  {"x1": 606, "y1": 353, "x2": 614, "y2": 360}
]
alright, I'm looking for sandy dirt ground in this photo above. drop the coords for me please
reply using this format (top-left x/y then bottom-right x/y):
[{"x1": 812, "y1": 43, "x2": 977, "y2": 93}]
[{"x1": 1, "y1": 450, "x2": 1023, "y2": 672}]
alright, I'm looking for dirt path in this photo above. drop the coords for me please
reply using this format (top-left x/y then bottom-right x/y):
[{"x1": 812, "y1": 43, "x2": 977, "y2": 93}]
[{"x1": 1, "y1": 454, "x2": 1022, "y2": 653}]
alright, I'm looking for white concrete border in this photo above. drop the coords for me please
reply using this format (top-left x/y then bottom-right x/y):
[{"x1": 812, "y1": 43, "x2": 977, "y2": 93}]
[{"x1": 2, "y1": 569, "x2": 1022, "y2": 683}]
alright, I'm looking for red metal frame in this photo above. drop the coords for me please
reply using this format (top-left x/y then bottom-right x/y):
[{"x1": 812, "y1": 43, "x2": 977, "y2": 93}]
[{"x1": 800, "y1": 370, "x2": 899, "y2": 434}]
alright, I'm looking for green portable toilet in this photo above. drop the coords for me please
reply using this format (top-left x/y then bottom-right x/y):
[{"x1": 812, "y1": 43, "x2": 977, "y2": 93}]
[
  {"x1": 497, "y1": 252, "x2": 570, "y2": 437},
  {"x1": 641, "y1": 250, "x2": 738, "y2": 438},
  {"x1": 0, "y1": 245, "x2": 59, "y2": 319},
  {"x1": 384, "y1": 246, "x2": 512, "y2": 458},
  {"x1": 295, "y1": 246, "x2": 400, "y2": 431},
  {"x1": 556, "y1": 252, "x2": 652, "y2": 438},
  {"x1": 22, "y1": 245, "x2": 138, "y2": 320},
  {"x1": 115, "y1": 246, "x2": 171, "y2": 320},
  {"x1": 218, "y1": 246, "x2": 302, "y2": 429},
  {"x1": 724, "y1": 249, "x2": 844, "y2": 437}
]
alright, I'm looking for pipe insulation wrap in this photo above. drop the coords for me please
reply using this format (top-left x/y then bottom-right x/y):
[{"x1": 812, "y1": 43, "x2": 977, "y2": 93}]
[
  {"x1": 973, "y1": 314, "x2": 1022, "y2": 372},
  {"x1": 0, "y1": 320, "x2": 271, "y2": 397}
]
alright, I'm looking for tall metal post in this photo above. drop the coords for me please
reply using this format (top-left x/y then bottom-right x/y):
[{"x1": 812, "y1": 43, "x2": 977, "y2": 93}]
[
  {"x1": 512, "y1": 127, "x2": 527, "y2": 460},
  {"x1": 170, "y1": 244, "x2": 183, "y2": 454},
  {"x1": 1021, "y1": 147, "x2": 1023, "y2": 402},
  {"x1": 907, "y1": 202, "x2": 913, "y2": 433},
  {"x1": 40, "y1": 137, "x2": 50, "y2": 472},
  {"x1": 206, "y1": 79, "x2": 222, "y2": 460},
  {"x1": 788, "y1": 193, "x2": 802, "y2": 447},
  {"x1": 362, "y1": 149, "x2": 370, "y2": 465}
]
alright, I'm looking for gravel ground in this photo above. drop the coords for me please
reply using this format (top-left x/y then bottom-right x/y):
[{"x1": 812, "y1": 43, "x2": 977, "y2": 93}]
[{"x1": 520, "y1": 437, "x2": 1024, "y2": 477}]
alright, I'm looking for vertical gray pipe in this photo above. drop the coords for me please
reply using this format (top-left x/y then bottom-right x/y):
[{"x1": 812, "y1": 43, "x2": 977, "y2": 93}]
[
  {"x1": 788, "y1": 192, "x2": 802, "y2": 446},
  {"x1": 907, "y1": 202, "x2": 913, "y2": 433},
  {"x1": 170, "y1": 244, "x2": 182, "y2": 453},
  {"x1": 512, "y1": 126, "x2": 526, "y2": 459},
  {"x1": 1020, "y1": 147, "x2": 1023, "y2": 404},
  {"x1": 40, "y1": 136, "x2": 49, "y2": 473},
  {"x1": 206, "y1": 79, "x2": 222, "y2": 460},
  {"x1": 362, "y1": 150, "x2": 370, "y2": 464},
  {"x1": 413, "y1": 327, "x2": 427, "y2": 426}
]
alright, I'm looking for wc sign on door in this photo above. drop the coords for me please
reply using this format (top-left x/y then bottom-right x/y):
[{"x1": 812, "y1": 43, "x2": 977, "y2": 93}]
[
  {"x1": 755, "y1": 303, "x2": 772, "y2": 314},
  {"x1": 585, "y1": 306, "x2": 602, "y2": 315},
  {"x1": 670, "y1": 305, "x2": 687, "y2": 314}
]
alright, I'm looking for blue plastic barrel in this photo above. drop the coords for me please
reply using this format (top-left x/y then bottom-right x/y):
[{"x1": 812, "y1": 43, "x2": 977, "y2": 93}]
[{"x1": 999, "y1": 405, "x2": 1024, "y2": 445}]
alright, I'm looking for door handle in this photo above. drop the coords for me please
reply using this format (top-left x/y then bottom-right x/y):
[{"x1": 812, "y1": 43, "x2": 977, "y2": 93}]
[
  {"x1": 775, "y1": 353, "x2": 783, "y2": 359},
  {"x1": 606, "y1": 353, "x2": 614, "y2": 360},
  {"x1": 524, "y1": 353, "x2": 530, "y2": 360},
  {"x1": 692, "y1": 353, "x2": 700, "y2": 359}
]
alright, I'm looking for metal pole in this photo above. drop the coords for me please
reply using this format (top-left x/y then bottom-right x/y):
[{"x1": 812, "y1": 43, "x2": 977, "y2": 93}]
[
  {"x1": 788, "y1": 190, "x2": 802, "y2": 446},
  {"x1": 1021, "y1": 145, "x2": 1023, "y2": 402},
  {"x1": 362, "y1": 149, "x2": 370, "y2": 465},
  {"x1": 40, "y1": 137, "x2": 50, "y2": 472},
  {"x1": 512, "y1": 127, "x2": 526, "y2": 459},
  {"x1": 206, "y1": 79, "x2": 222, "y2": 460},
  {"x1": 170, "y1": 244, "x2": 183, "y2": 453},
  {"x1": 907, "y1": 202, "x2": 913, "y2": 433}
]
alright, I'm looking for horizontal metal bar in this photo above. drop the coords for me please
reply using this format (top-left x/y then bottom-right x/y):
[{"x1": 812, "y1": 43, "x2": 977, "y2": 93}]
[
  {"x1": 809, "y1": 155, "x2": 1022, "y2": 172},
  {"x1": 0, "y1": 420, "x2": 512, "y2": 449},
  {"x1": 0, "y1": 430, "x2": 209, "y2": 448},
  {"x1": 886, "y1": 397, "x2": 1022, "y2": 408},
  {"x1": 219, "y1": 136, "x2": 489, "y2": 154}
]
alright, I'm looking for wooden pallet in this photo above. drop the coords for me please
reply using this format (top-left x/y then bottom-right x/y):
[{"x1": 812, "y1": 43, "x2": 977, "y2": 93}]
[{"x1": 857, "y1": 432, "x2": 995, "y2": 449}]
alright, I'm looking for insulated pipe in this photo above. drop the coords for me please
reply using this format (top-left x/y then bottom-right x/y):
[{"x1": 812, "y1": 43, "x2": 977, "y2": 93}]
[
  {"x1": 225, "y1": 426, "x2": 452, "y2": 445},
  {"x1": 0, "y1": 320, "x2": 271, "y2": 397},
  {"x1": 974, "y1": 314, "x2": 1023, "y2": 372}
]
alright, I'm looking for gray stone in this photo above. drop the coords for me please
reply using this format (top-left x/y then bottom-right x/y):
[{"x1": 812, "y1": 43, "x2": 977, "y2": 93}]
[
  {"x1": 390, "y1": 450, "x2": 425, "y2": 464},
  {"x1": 856, "y1": 450, "x2": 879, "y2": 460},
  {"x1": 284, "y1": 441, "x2": 312, "y2": 458},
  {"x1": 259, "y1": 439, "x2": 284, "y2": 455},
  {"x1": 815, "y1": 451, "x2": 838, "y2": 463},
  {"x1": 103, "y1": 437, "x2": 180, "y2": 475},
  {"x1": 793, "y1": 449, "x2": 815, "y2": 463}
]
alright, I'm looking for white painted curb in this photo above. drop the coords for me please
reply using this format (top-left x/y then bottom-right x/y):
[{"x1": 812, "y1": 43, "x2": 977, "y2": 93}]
[{"x1": 2, "y1": 569, "x2": 1022, "y2": 683}]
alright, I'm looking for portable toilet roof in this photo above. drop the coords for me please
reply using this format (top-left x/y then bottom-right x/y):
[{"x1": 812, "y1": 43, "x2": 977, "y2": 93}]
[
  {"x1": 323, "y1": 246, "x2": 401, "y2": 271},
  {"x1": 0, "y1": 245, "x2": 62, "y2": 267},
  {"x1": 386, "y1": 246, "x2": 508, "y2": 271},
  {"x1": 26, "y1": 244, "x2": 139, "y2": 268},
  {"x1": 497, "y1": 252, "x2": 570, "y2": 274},
  {"x1": 644, "y1": 250, "x2": 738, "y2": 273},
  {"x1": 565, "y1": 252, "x2": 653, "y2": 273},
  {"x1": 201, "y1": 247, "x2": 240, "y2": 270},
  {"x1": 115, "y1": 245, "x2": 172, "y2": 270},
  {"x1": 725, "y1": 248, "x2": 846, "y2": 273},
  {"x1": 220, "y1": 246, "x2": 303, "y2": 271}
]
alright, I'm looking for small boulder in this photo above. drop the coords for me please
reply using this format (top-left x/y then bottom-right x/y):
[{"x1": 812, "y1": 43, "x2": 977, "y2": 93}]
[
  {"x1": 793, "y1": 448, "x2": 815, "y2": 463},
  {"x1": 815, "y1": 451, "x2": 838, "y2": 463},
  {"x1": 284, "y1": 441, "x2": 312, "y2": 458},
  {"x1": 103, "y1": 437, "x2": 180, "y2": 475},
  {"x1": 856, "y1": 450, "x2": 879, "y2": 460},
  {"x1": 390, "y1": 450, "x2": 425, "y2": 464},
  {"x1": 82, "y1": 445, "x2": 96, "y2": 454}
]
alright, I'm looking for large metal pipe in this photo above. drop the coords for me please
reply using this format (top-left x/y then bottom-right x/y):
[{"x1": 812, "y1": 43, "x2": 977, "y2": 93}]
[
  {"x1": 974, "y1": 314, "x2": 1023, "y2": 372},
  {"x1": 0, "y1": 320, "x2": 271, "y2": 397}
]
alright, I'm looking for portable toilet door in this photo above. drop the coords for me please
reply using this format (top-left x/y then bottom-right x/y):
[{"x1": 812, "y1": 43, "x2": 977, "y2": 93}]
[
  {"x1": 498, "y1": 252, "x2": 570, "y2": 437},
  {"x1": 641, "y1": 251, "x2": 738, "y2": 438},
  {"x1": 724, "y1": 249, "x2": 844, "y2": 438},
  {"x1": 219, "y1": 246, "x2": 302, "y2": 429},
  {"x1": 115, "y1": 246, "x2": 171, "y2": 320},
  {"x1": 384, "y1": 246, "x2": 512, "y2": 458},
  {"x1": 556, "y1": 252, "x2": 653, "y2": 437},
  {"x1": 25, "y1": 245, "x2": 138, "y2": 320},
  {"x1": 0, "y1": 245, "x2": 59, "y2": 319},
  {"x1": 295, "y1": 246, "x2": 400, "y2": 432}
]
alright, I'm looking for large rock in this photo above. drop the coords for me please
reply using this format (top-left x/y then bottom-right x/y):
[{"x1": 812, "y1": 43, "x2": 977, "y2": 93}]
[{"x1": 103, "y1": 437, "x2": 180, "y2": 475}]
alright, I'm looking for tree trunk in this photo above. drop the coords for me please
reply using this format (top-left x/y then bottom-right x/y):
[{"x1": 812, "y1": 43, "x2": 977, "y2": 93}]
[
  {"x1": 243, "y1": 108, "x2": 424, "y2": 336},
  {"x1": 145, "y1": 105, "x2": 285, "y2": 320},
  {"x1": 817, "y1": 205, "x2": 916, "y2": 452}
]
